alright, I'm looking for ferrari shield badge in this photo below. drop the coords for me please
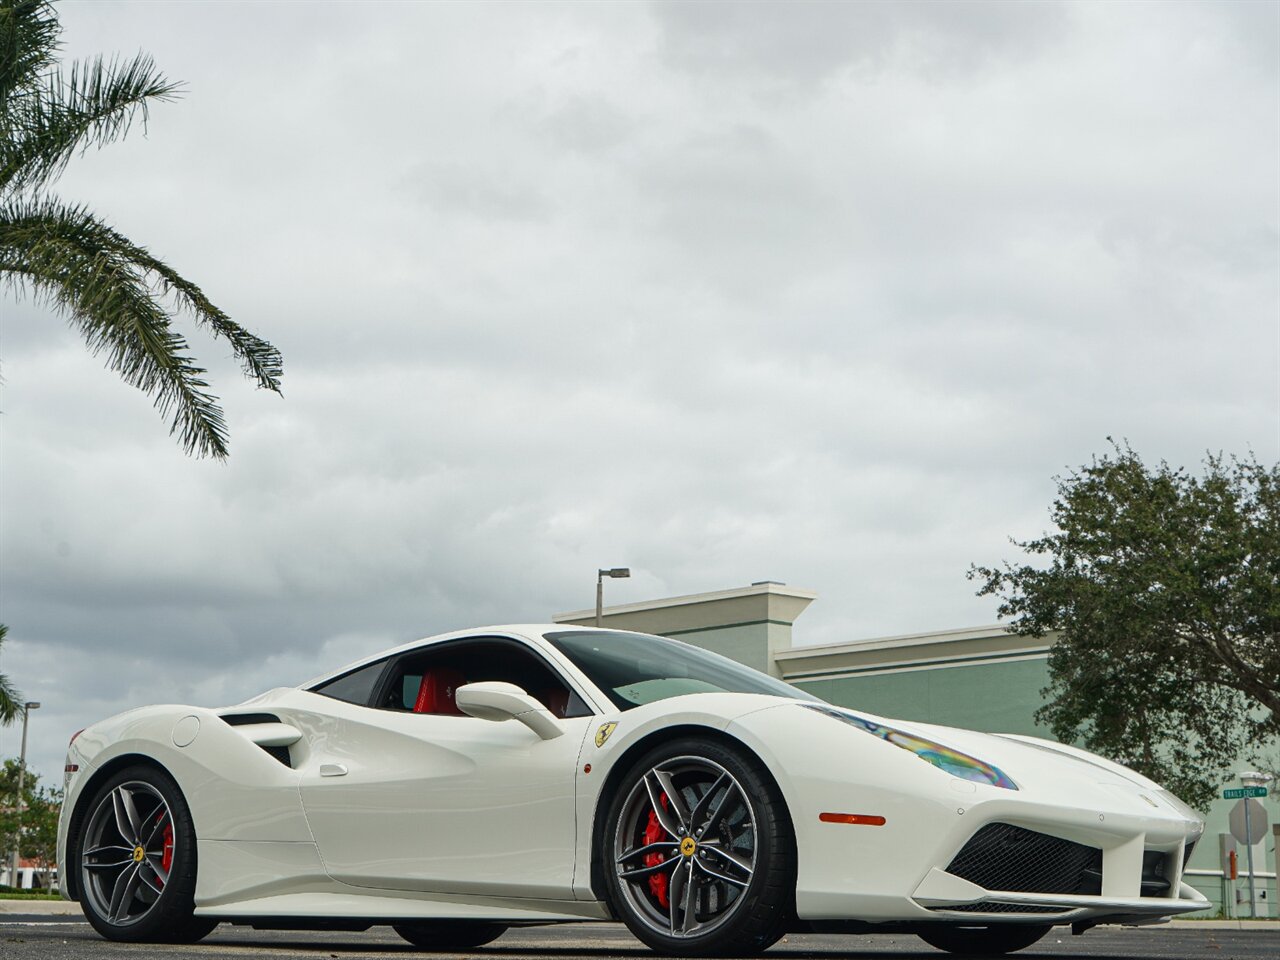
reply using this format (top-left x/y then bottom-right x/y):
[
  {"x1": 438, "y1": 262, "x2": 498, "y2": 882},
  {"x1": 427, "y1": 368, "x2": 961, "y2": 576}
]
[{"x1": 595, "y1": 721, "x2": 617, "y2": 748}]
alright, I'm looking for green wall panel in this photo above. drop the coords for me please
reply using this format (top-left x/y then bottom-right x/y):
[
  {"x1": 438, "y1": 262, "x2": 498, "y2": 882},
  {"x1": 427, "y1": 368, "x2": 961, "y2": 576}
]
[
  {"x1": 793, "y1": 657, "x2": 1054, "y2": 736},
  {"x1": 665, "y1": 624, "x2": 770, "y2": 673}
]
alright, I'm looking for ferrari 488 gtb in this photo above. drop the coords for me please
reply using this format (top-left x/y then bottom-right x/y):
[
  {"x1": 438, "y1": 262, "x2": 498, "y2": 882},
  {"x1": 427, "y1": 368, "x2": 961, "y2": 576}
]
[{"x1": 58, "y1": 625, "x2": 1208, "y2": 955}]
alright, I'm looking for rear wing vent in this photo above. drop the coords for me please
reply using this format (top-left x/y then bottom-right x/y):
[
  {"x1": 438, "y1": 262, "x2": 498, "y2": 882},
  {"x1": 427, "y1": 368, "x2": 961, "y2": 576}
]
[{"x1": 217, "y1": 712, "x2": 299, "y2": 768}]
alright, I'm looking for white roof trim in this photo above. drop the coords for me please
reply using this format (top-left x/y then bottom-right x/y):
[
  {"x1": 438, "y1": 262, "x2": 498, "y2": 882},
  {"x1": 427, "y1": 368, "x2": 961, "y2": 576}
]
[
  {"x1": 774, "y1": 623, "x2": 1019, "y2": 660},
  {"x1": 553, "y1": 582, "x2": 817, "y2": 622}
]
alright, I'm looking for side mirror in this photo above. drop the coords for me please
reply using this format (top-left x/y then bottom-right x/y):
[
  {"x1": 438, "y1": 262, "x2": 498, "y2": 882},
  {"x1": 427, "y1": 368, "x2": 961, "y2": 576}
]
[{"x1": 455, "y1": 681, "x2": 564, "y2": 741}]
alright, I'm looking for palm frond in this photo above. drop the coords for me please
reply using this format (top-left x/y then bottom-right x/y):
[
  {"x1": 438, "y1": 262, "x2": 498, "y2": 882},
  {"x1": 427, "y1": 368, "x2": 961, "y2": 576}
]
[
  {"x1": 88, "y1": 226, "x2": 283, "y2": 393},
  {"x1": 0, "y1": 1, "x2": 60, "y2": 105},
  {"x1": 0, "y1": 625, "x2": 20, "y2": 726},
  {"x1": 0, "y1": 197, "x2": 235, "y2": 458},
  {"x1": 1, "y1": 50, "x2": 180, "y2": 194}
]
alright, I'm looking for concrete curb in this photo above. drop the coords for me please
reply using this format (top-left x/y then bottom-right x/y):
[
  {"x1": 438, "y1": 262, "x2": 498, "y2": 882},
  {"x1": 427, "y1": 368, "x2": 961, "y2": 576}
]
[
  {"x1": 1167, "y1": 919, "x2": 1278, "y2": 930},
  {"x1": 0, "y1": 899, "x2": 80, "y2": 915}
]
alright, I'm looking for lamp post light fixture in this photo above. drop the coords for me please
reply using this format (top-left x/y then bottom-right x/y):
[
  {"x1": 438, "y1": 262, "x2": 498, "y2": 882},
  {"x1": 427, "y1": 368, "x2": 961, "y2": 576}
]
[
  {"x1": 9, "y1": 701, "x2": 40, "y2": 889},
  {"x1": 596, "y1": 567, "x2": 631, "y2": 627}
]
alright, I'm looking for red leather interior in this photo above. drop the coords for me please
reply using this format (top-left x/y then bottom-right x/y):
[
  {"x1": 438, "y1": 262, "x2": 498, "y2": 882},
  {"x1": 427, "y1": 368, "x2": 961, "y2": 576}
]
[
  {"x1": 539, "y1": 687, "x2": 570, "y2": 719},
  {"x1": 414, "y1": 668, "x2": 466, "y2": 715}
]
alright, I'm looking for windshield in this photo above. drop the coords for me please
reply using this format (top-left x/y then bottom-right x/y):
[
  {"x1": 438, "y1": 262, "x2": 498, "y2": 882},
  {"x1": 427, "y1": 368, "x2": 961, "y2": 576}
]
[{"x1": 545, "y1": 630, "x2": 822, "y2": 711}]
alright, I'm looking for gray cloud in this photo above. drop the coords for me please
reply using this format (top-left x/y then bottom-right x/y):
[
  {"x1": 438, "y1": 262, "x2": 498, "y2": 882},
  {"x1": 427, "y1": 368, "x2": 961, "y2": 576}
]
[
  {"x1": 0, "y1": 0, "x2": 1276, "y2": 782},
  {"x1": 651, "y1": 0, "x2": 1072, "y2": 85}
]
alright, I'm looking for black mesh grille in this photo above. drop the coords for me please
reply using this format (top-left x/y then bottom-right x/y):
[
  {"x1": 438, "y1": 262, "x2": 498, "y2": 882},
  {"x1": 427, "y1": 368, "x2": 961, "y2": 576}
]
[
  {"x1": 261, "y1": 744, "x2": 292, "y2": 766},
  {"x1": 933, "y1": 902, "x2": 1073, "y2": 915},
  {"x1": 946, "y1": 823, "x2": 1102, "y2": 895}
]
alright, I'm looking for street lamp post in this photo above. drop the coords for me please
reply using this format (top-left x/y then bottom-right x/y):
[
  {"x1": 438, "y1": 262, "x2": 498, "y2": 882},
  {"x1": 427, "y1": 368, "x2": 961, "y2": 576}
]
[
  {"x1": 9, "y1": 701, "x2": 40, "y2": 890},
  {"x1": 596, "y1": 568, "x2": 630, "y2": 626}
]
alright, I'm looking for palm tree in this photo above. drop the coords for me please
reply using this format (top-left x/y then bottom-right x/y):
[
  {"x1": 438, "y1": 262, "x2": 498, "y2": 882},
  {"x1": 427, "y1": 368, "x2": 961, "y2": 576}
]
[
  {"x1": 0, "y1": 625, "x2": 19, "y2": 725},
  {"x1": 0, "y1": 0, "x2": 282, "y2": 459}
]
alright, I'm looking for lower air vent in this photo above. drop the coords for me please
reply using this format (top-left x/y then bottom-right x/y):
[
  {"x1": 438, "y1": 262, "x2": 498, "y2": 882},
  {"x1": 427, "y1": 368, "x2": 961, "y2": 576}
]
[
  {"x1": 946, "y1": 823, "x2": 1102, "y2": 896},
  {"x1": 932, "y1": 902, "x2": 1073, "y2": 915},
  {"x1": 260, "y1": 745, "x2": 292, "y2": 766},
  {"x1": 1141, "y1": 850, "x2": 1172, "y2": 897}
]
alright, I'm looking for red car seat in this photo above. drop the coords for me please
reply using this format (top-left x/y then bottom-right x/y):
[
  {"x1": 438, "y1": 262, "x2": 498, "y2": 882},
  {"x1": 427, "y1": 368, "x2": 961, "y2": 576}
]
[
  {"x1": 413, "y1": 668, "x2": 466, "y2": 715},
  {"x1": 539, "y1": 687, "x2": 570, "y2": 719}
]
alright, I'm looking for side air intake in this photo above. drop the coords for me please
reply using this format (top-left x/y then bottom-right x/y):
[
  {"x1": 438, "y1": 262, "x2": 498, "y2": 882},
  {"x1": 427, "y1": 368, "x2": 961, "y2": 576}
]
[{"x1": 218, "y1": 712, "x2": 297, "y2": 768}]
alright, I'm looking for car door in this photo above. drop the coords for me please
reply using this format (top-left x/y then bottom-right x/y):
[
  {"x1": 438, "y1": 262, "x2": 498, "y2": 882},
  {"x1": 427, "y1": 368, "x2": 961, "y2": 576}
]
[{"x1": 296, "y1": 636, "x2": 594, "y2": 901}]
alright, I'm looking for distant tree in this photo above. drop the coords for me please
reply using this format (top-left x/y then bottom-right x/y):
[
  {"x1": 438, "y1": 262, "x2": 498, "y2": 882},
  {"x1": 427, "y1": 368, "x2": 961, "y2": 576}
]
[
  {"x1": 23, "y1": 782, "x2": 59, "y2": 890},
  {"x1": 0, "y1": 0, "x2": 282, "y2": 459},
  {"x1": 0, "y1": 625, "x2": 18, "y2": 725},
  {"x1": 971, "y1": 443, "x2": 1279, "y2": 810},
  {"x1": 0, "y1": 759, "x2": 60, "y2": 889}
]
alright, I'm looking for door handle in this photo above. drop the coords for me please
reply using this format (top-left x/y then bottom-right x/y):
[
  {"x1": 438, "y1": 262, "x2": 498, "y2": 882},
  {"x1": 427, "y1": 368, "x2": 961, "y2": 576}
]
[{"x1": 319, "y1": 763, "x2": 348, "y2": 777}]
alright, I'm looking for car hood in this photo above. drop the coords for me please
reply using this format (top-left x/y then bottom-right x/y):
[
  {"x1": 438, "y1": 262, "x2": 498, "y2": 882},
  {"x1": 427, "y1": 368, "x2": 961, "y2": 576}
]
[{"x1": 793, "y1": 702, "x2": 1198, "y2": 817}]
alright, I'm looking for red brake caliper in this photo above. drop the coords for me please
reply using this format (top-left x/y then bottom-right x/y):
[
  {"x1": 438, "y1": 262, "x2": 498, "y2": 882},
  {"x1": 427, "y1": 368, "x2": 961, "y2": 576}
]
[
  {"x1": 643, "y1": 794, "x2": 670, "y2": 908},
  {"x1": 159, "y1": 821, "x2": 174, "y2": 886}
]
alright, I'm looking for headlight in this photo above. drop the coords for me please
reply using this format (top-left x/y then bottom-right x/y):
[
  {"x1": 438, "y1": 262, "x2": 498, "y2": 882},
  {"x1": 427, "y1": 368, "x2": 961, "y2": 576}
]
[{"x1": 803, "y1": 703, "x2": 1018, "y2": 790}]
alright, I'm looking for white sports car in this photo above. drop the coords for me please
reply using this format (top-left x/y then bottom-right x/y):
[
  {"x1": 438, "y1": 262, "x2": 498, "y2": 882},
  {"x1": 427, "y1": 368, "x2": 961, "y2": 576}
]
[{"x1": 58, "y1": 625, "x2": 1209, "y2": 956}]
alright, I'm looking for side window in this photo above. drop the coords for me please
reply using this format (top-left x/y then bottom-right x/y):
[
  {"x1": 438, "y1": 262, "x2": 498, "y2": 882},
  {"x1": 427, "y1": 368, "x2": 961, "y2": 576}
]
[
  {"x1": 310, "y1": 659, "x2": 388, "y2": 706},
  {"x1": 377, "y1": 639, "x2": 592, "y2": 719}
]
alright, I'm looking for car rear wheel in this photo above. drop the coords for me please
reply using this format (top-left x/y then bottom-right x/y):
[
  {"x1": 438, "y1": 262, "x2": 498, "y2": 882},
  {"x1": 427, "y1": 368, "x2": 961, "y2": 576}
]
[
  {"x1": 75, "y1": 765, "x2": 216, "y2": 944},
  {"x1": 917, "y1": 923, "x2": 1051, "y2": 956},
  {"x1": 602, "y1": 737, "x2": 794, "y2": 956},
  {"x1": 393, "y1": 921, "x2": 507, "y2": 949}
]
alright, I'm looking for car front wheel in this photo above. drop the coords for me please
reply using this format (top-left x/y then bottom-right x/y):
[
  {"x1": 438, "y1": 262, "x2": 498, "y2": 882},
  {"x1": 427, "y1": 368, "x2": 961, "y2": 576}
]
[
  {"x1": 602, "y1": 737, "x2": 794, "y2": 956},
  {"x1": 75, "y1": 765, "x2": 216, "y2": 943}
]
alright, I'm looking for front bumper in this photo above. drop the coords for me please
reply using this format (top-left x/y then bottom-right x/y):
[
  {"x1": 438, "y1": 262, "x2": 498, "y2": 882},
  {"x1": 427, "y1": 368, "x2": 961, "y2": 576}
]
[{"x1": 912, "y1": 868, "x2": 1211, "y2": 923}]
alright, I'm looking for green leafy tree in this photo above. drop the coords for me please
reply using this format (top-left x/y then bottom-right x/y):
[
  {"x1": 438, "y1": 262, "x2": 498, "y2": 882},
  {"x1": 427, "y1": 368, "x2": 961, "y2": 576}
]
[
  {"x1": 971, "y1": 443, "x2": 1279, "y2": 810},
  {"x1": 0, "y1": 759, "x2": 61, "y2": 889},
  {"x1": 0, "y1": 625, "x2": 18, "y2": 725},
  {"x1": 0, "y1": 0, "x2": 282, "y2": 459}
]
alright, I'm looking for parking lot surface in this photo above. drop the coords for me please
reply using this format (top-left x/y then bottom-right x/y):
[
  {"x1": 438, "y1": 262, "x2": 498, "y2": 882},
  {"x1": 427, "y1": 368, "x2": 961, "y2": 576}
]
[{"x1": 0, "y1": 918, "x2": 1277, "y2": 960}]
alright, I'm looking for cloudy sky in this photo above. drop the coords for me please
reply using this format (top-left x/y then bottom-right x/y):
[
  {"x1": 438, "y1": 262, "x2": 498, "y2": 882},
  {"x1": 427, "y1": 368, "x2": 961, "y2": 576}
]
[{"x1": 1, "y1": 0, "x2": 1277, "y2": 783}]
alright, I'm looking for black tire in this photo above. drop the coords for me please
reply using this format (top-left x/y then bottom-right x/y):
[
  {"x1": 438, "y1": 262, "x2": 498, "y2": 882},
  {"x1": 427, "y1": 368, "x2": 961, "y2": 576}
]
[
  {"x1": 601, "y1": 736, "x2": 794, "y2": 957},
  {"x1": 74, "y1": 764, "x2": 216, "y2": 944},
  {"x1": 393, "y1": 921, "x2": 507, "y2": 949},
  {"x1": 918, "y1": 924, "x2": 1051, "y2": 956}
]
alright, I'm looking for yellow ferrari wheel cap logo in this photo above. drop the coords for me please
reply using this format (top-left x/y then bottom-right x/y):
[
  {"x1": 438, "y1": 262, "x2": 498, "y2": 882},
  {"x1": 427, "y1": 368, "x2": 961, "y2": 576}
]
[
  {"x1": 680, "y1": 837, "x2": 697, "y2": 857},
  {"x1": 133, "y1": 846, "x2": 145, "y2": 863},
  {"x1": 594, "y1": 722, "x2": 617, "y2": 748}
]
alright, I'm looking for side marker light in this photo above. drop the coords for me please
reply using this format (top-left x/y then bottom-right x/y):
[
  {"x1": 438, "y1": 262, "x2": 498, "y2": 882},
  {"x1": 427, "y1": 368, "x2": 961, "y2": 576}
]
[{"x1": 819, "y1": 813, "x2": 886, "y2": 826}]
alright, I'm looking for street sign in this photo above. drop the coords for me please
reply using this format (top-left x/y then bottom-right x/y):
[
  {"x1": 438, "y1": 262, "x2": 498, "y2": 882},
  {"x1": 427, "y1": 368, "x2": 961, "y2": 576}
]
[
  {"x1": 1223, "y1": 786, "x2": 1269, "y2": 799},
  {"x1": 1229, "y1": 798, "x2": 1268, "y2": 846}
]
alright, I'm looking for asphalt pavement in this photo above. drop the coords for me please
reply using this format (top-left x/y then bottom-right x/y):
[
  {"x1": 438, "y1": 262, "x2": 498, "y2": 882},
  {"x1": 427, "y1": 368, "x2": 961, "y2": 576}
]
[{"x1": 0, "y1": 917, "x2": 1277, "y2": 960}]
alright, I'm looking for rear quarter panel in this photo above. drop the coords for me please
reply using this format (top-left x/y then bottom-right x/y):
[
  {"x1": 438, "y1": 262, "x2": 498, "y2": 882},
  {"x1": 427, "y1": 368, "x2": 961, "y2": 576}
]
[{"x1": 59, "y1": 703, "x2": 312, "y2": 877}]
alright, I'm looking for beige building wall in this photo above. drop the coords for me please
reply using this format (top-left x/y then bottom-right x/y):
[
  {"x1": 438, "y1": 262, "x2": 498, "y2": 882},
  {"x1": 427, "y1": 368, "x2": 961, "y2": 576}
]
[{"x1": 552, "y1": 581, "x2": 815, "y2": 677}]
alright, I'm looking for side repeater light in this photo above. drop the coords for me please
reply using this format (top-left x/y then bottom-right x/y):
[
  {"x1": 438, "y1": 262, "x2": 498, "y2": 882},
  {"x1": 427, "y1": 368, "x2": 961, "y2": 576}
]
[
  {"x1": 802, "y1": 703, "x2": 1018, "y2": 790},
  {"x1": 819, "y1": 813, "x2": 886, "y2": 826}
]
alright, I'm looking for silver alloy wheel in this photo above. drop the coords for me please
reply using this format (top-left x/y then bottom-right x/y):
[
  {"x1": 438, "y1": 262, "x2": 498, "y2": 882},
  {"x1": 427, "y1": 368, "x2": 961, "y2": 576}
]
[
  {"x1": 613, "y1": 756, "x2": 757, "y2": 939},
  {"x1": 81, "y1": 781, "x2": 174, "y2": 927}
]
